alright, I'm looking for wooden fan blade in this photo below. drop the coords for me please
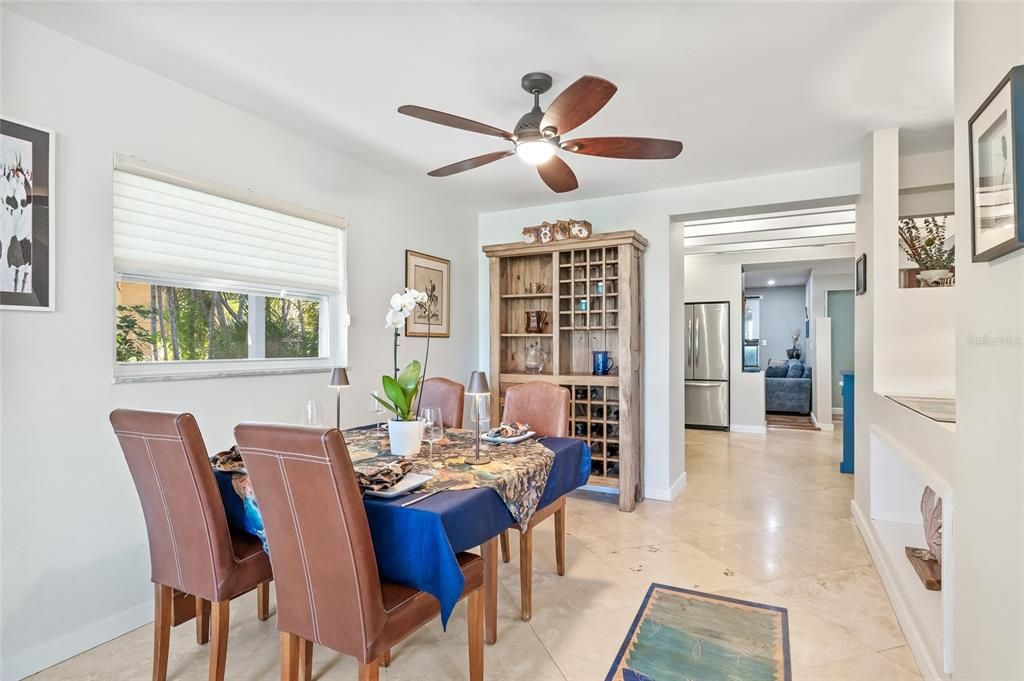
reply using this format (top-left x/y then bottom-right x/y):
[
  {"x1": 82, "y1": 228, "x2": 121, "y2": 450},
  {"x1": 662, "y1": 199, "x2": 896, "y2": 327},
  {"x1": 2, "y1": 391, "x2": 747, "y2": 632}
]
[
  {"x1": 540, "y1": 76, "x2": 617, "y2": 136},
  {"x1": 398, "y1": 105, "x2": 512, "y2": 140},
  {"x1": 537, "y1": 155, "x2": 579, "y2": 193},
  {"x1": 427, "y1": 150, "x2": 514, "y2": 177},
  {"x1": 561, "y1": 137, "x2": 683, "y2": 159}
]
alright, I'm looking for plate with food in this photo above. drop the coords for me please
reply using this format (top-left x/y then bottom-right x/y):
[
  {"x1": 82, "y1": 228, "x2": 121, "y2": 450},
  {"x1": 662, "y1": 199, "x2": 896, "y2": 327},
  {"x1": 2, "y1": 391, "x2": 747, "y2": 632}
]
[{"x1": 481, "y1": 422, "x2": 535, "y2": 444}]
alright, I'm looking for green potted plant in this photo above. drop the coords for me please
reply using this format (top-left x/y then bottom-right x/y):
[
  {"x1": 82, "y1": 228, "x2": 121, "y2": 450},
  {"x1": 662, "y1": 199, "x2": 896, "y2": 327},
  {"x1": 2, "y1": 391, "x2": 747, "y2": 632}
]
[
  {"x1": 898, "y1": 216, "x2": 955, "y2": 287},
  {"x1": 374, "y1": 359, "x2": 424, "y2": 455},
  {"x1": 376, "y1": 288, "x2": 434, "y2": 455}
]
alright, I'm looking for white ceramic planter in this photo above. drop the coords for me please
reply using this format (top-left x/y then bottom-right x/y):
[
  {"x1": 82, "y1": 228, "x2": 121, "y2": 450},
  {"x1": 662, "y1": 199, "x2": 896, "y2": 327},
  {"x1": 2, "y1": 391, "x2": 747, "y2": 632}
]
[
  {"x1": 388, "y1": 419, "x2": 424, "y2": 456},
  {"x1": 917, "y1": 269, "x2": 953, "y2": 287}
]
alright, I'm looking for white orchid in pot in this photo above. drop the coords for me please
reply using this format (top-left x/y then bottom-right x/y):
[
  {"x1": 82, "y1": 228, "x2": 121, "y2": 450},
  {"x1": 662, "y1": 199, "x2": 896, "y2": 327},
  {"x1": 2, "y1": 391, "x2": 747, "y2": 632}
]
[{"x1": 376, "y1": 288, "x2": 436, "y2": 455}]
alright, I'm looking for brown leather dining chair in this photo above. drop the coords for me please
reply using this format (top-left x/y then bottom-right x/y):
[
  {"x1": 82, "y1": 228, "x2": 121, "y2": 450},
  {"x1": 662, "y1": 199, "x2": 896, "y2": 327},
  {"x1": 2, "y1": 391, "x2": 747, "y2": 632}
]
[
  {"x1": 419, "y1": 376, "x2": 465, "y2": 428},
  {"x1": 234, "y1": 423, "x2": 485, "y2": 681},
  {"x1": 109, "y1": 409, "x2": 273, "y2": 681},
  {"x1": 498, "y1": 381, "x2": 571, "y2": 621}
]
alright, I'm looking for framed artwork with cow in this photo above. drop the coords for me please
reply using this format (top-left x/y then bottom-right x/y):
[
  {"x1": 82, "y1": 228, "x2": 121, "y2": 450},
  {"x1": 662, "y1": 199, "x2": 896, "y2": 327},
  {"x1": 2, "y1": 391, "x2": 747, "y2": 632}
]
[{"x1": 1, "y1": 118, "x2": 55, "y2": 311}]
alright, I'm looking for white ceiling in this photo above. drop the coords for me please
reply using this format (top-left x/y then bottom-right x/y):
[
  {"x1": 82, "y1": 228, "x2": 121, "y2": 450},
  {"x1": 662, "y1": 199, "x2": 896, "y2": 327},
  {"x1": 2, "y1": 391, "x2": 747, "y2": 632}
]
[
  {"x1": 744, "y1": 267, "x2": 811, "y2": 289},
  {"x1": 743, "y1": 257, "x2": 854, "y2": 289},
  {"x1": 8, "y1": 1, "x2": 953, "y2": 212}
]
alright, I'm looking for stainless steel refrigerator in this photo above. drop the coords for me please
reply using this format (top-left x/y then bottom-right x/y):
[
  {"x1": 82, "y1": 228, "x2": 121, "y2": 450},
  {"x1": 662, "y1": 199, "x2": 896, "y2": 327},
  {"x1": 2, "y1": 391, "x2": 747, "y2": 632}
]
[{"x1": 685, "y1": 302, "x2": 730, "y2": 429}]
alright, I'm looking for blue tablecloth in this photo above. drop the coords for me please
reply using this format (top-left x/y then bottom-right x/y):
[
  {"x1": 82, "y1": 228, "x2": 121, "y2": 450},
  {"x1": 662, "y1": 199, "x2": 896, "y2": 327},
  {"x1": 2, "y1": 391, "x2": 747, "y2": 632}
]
[{"x1": 215, "y1": 435, "x2": 590, "y2": 627}]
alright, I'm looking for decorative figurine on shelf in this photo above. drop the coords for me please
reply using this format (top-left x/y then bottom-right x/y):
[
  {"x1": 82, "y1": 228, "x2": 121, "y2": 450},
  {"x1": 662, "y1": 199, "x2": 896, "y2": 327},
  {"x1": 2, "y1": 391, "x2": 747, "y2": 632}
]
[
  {"x1": 570, "y1": 220, "x2": 593, "y2": 239},
  {"x1": 524, "y1": 310, "x2": 548, "y2": 334},
  {"x1": 521, "y1": 219, "x2": 593, "y2": 244},
  {"x1": 905, "y1": 486, "x2": 943, "y2": 590}
]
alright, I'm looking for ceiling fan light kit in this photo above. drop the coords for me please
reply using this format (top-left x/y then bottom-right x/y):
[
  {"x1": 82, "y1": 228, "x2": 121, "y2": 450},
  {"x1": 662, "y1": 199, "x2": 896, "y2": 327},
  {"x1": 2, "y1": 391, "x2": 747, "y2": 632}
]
[
  {"x1": 516, "y1": 139, "x2": 556, "y2": 165},
  {"x1": 398, "y1": 72, "x2": 683, "y2": 193}
]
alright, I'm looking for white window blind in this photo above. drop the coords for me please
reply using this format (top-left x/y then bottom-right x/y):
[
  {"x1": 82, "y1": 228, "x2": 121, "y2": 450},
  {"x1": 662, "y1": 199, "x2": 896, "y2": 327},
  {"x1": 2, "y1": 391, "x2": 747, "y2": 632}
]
[{"x1": 113, "y1": 168, "x2": 343, "y2": 295}]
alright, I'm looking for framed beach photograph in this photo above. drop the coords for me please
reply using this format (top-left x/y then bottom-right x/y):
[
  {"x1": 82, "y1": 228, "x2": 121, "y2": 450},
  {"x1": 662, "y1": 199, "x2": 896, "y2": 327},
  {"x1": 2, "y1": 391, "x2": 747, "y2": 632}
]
[
  {"x1": 1, "y1": 118, "x2": 55, "y2": 311},
  {"x1": 970, "y1": 65, "x2": 1024, "y2": 262},
  {"x1": 405, "y1": 250, "x2": 450, "y2": 337}
]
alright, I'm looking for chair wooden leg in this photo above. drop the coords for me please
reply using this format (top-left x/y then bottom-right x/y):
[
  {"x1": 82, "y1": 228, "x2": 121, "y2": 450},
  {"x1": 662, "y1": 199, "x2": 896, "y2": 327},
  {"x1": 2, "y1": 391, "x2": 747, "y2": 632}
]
[
  {"x1": 357, "y1": 658, "x2": 381, "y2": 681},
  {"x1": 554, "y1": 499, "x2": 566, "y2": 577},
  {"x1": 298, "y1": 638, "x2": 313, "y2": 681},
  {"x1": 153, "y1": 584, "x2": 173, "y2": 681},
  {"x1": 382, "y1": 649, "x2": 391, "y2": 667},
  {"x1": 519, "y1": 528, "x2": 533, "y2": 621},
  {"x1": 209, "y1": 600, "x2": 230, "y2": 681},
  {"x1": 196, "y1": 597, "x2": 211, "y2": 644},
  {"x1": 467, "y1": 588, "x2": 484, "y2": 681},
  {"x1": 481, "y1": 537, "x2": 498, "y2": 644},
  {"x1": 499, "y1": 530, "x2": 510, "y2": 563},
  {"x1": 257, "y1": 581, "x2": 271, "y2": 622},
  {"x1": 280, "y1": 632, "x2": 300, "y2": 681}
]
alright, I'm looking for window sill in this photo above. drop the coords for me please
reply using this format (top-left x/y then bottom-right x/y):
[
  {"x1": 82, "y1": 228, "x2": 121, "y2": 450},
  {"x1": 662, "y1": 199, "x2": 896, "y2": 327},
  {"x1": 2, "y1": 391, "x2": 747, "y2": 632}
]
[{"x1": 113, "y1": 358, "x2": 334, "y2": 384}]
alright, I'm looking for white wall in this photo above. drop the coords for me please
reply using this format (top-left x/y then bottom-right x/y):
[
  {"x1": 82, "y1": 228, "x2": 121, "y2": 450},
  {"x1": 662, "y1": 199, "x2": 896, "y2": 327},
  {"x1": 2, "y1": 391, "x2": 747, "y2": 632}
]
[
  {"x1": 854, "y1": 129, "x2": 900, "y2": 526},
  {"x1": 745, "y1": 285, "x2": 807, "y2": 369},
  {"x1": 873, "y1": 147, "x2": 956, "y2": 397},
  {"x1": 0, "y1": 14, "x2": 480, "y2": 679},
  {"x1": 952, "y1": 2, "x2": 1024, "y2": 678},
  {"x1": 686, "y1": 245, "x2": 855, "y2": 430}
]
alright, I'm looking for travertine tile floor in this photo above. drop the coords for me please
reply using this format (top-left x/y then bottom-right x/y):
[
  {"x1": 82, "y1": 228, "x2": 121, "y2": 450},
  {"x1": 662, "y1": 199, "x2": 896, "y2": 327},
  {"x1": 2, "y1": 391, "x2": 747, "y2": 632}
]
[{"x1": 32, "y1": 428, "x2": 920, "y2": 680}]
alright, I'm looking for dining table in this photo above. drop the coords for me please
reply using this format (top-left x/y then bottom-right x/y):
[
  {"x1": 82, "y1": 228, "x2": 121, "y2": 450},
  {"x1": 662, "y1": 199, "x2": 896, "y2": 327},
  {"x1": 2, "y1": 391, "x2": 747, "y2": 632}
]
[{"x1": 212, "y1": 425, "x2": 591, "y2": 644}]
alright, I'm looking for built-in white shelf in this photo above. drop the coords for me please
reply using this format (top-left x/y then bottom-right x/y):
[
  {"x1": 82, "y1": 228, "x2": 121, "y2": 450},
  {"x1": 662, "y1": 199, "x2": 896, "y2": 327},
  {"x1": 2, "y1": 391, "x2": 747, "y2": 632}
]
[
  {"x1": 854, "y1": 421, "x2": 953, "y2": 680},
  {"x1": 871, "y1": 519, "x2": 945, "y2": 668}
]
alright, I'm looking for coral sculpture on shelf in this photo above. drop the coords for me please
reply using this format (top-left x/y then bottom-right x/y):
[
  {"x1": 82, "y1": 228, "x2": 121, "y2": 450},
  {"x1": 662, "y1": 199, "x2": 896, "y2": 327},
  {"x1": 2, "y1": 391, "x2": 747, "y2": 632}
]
[{"x1": 920, "y1": 486, "x2": 943, "y2": 564}]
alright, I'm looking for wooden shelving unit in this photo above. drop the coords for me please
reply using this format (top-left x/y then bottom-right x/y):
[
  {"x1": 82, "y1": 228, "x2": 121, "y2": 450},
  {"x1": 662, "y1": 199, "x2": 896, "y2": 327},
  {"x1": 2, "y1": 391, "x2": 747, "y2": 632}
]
[{"x1": 483, "y1": 230, "x2": 647, "y2": 511}]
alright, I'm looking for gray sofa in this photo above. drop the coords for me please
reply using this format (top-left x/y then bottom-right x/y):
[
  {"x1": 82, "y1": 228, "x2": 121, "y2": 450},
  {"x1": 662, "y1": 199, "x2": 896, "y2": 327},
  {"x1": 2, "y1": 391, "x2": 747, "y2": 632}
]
[{"x1": 765, "y1": 359, "x2": 812, "y2": 414}]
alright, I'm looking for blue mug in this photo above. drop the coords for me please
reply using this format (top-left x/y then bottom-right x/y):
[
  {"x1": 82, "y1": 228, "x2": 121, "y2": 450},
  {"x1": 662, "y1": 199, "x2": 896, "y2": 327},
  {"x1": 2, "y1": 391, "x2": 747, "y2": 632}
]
[{"x1": 592, "y1": 350, "x2": 615, "y2": 375}]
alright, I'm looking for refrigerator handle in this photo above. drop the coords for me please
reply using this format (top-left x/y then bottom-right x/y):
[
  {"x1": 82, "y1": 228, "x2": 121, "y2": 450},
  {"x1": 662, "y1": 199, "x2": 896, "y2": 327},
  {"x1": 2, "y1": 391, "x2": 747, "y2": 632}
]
[
  {"x1": 694, "y1": 315, "x2": 700, "y2": 368},
  {"x1": 687, "y1": 315, "x2": 693, "y2": 368}
]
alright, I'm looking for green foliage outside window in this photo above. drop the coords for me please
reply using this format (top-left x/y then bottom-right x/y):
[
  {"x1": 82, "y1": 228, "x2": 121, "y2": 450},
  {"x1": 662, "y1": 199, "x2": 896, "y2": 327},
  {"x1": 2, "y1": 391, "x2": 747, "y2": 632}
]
[{"x1": 115, "y1": 283, "x2": 321, "y2": 362}]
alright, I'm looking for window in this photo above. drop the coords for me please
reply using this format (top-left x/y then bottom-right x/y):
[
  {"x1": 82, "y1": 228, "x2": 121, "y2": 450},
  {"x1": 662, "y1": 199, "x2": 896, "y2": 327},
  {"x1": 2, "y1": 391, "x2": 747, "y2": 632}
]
[{"x1": 112, "y1": 157, "x2": 346, "y2": 381}]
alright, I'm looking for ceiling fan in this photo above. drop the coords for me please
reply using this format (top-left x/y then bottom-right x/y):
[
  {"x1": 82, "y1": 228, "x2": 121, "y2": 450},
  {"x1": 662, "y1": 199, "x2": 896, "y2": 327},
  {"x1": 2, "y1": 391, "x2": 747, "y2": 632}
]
[{"x1": 398, "y1": 72, "x2": 683, "y2": 194}]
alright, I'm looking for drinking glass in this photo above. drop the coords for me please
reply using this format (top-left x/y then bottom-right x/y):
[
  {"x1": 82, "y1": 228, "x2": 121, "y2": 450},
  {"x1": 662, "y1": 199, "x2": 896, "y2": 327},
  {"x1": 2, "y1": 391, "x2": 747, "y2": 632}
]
[
  {"x1": 302, "y1": 400, "x2": 324, "y2": 426},
  {"x1": 370, "y1": 390, "x2": 386, "y2": 432},
  {"x1": 421, "y1": 407, "x2": 443, "y2": 468}
]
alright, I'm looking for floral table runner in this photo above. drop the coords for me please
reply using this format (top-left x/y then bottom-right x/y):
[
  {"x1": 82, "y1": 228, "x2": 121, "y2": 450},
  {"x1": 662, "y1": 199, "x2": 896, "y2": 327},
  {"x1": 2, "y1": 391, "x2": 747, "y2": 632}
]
[
  {"x1": 212, "y1": 427, "x2": 557, "y2": 529},
  {"x1": 344, "y1": 427, "x2": 555, "y2": 527}
]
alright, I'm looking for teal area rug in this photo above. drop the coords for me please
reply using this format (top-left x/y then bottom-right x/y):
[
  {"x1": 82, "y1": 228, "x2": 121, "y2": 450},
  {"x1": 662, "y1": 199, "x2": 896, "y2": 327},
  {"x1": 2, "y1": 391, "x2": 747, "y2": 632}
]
[{"x1": 606, "y1": 583, "x2": 791, "y2": 681}]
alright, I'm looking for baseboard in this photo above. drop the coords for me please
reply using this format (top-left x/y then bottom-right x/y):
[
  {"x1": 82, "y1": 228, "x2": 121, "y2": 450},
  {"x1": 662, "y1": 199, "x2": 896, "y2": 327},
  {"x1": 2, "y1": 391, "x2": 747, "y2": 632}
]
[
  {"x1": 2, "y1": 598, "x2": 154, "y2": 680},
  {"x1": 851, "y1": 500, "x2": 948, "y2": 681},
  {"x1": 645, "y1": 472, "x2": 687, "y2": 501},
  {"x1": 730, "y1": 424, "x2": 767, "y2": 434},
  {"x1": 832, "y1": 407, "x2": 844, "y2": 416},
  {"x1": 810, "y1": 412, "x2": 835, "y2": 432}
]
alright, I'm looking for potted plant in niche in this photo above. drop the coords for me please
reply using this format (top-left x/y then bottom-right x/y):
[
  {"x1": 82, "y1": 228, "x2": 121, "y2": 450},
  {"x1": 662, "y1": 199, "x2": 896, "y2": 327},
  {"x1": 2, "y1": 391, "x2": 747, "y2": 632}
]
[
  {"x1": 375, "y1": 288, "x2": 435, "y2": 455},
  {"x1": 898, "y1": 216, "x2": 955, "y2": 287}
]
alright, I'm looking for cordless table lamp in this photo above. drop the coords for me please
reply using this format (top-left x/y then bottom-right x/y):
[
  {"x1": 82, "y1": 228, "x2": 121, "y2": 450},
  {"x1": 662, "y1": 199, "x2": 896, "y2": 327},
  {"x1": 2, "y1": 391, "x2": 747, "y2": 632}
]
[
  {"x1": 466, "y1": 370, "x2": 491, "y2": 465},
  {"x1": 328, "y1": 367, "x2": 350, "y2": 429}
]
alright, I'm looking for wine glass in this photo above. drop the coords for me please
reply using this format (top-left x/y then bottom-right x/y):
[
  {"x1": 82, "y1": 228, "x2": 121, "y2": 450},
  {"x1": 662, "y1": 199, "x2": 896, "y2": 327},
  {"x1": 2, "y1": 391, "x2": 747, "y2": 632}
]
[
  {"x1": 421, "y1": 407, "x2": 443, "y2": 468},
  {"x1": 302, "y1": 400, "x2": 324, "y2": 426},
  {"x1": 371, "y1": 391, "x2": 386, "y2": 432}
]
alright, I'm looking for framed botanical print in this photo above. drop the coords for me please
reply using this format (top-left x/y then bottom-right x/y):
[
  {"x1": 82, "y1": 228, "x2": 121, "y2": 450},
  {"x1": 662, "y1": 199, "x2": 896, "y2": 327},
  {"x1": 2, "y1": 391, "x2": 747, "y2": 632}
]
[
  {"x1": 1, "y1": 118, "x2": 55, "y2": 310},
  {"x1": 970, "y1": 65, "x2": 1024, "y2": 262},
  {"x1": 405, "y1": 250, "x2": 450, "y2": 337}
]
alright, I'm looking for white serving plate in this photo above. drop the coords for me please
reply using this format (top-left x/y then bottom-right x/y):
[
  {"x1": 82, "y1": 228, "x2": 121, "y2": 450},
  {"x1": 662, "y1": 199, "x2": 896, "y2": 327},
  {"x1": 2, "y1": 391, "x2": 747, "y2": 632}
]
[
  {"x1": 364, "y1": 472, "x2": 435, "y2": 499},
  {"x1": 481, "y1": 431, "x2": 536, "y2": 444}
]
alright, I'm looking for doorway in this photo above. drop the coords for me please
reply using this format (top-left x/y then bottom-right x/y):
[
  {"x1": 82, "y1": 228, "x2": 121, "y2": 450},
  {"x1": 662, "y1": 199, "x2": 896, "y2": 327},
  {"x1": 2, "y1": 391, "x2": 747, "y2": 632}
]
[{"x1": 827, "y1": 290, "x2": 855, "y2": 414}]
